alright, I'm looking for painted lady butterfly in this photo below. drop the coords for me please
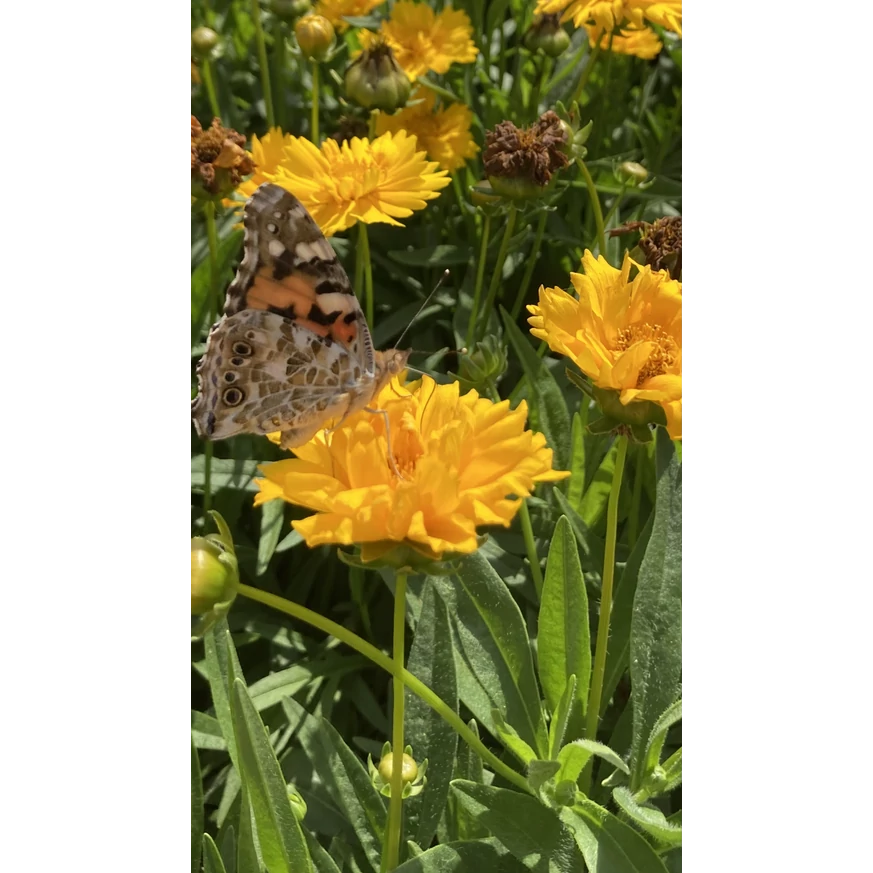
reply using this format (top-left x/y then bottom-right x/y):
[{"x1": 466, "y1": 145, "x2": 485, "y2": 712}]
[{"x1": 192, "y1": 183, "x2": 410, "y2": 449}]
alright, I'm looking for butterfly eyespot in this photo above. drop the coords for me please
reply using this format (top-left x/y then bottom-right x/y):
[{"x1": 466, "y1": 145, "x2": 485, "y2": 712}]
[
  {"x1": 232, "y1": 341, "x2": 253, "y2": 356},
  {"x1": 266, "y1": 222, "x2": 278, "y2": 233},
  {"x1": 223, "y1": 387, "x2": 244, "y2": 406},
  {"x1": 230, "y1": 357, "x2": 246, "y2": 367},
  {"x1": 245, "y1": 330, "x2": 257, "y2": 340},
  {"x1": 224, "y1": 372, "x2": 237, "y2": 383}
]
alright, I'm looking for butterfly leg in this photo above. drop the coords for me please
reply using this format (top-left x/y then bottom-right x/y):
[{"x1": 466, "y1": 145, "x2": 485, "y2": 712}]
[{"x1": 364, "y1": 407, "x2": 405, "y2": 481}]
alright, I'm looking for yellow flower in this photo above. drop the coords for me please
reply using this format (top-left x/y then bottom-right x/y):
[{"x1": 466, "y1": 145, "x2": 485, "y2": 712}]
[
  {"x1": 271, "y1": 130, "x2": 450, "y2": 236},
  {"x1": 254, "y1": 375, "x2": 568, "y2": 560},
  {"x1": 534, "y1": 0, "x2": 681, "y2": 38},
  {"x1": 528, "y1": 251, "x2": 681, "y2": 439},
  {"x1": 233, "y1": 127, "x2": 295, "y2": 201},
  {"x1": 586, "y1": 23, "x2": 662, "y2": 59},
  {"x1": 375, "y1": 87, "x2": 479, "y2": 172},
  {"x1": 315, "y1": 0, "x2": 385, "y2": 33},
  {"x1": 370, "y1": 1, "x2": 479, "y2": 81}
]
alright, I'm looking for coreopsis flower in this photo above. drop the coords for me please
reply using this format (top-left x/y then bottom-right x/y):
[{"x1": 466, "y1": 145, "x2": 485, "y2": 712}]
[
  {"x1": 375, "y1": 86, "x2": 479, "y2": 172},
  {"x1": 315, "y1": 0, "x2": 385, "y2": 33},
  {"x1": 528, "y1": 251, "x2": 681, "y2": 438},
  {"x1": 233, "y1": 127, "x2": 295, "y2": 201},
  {"x1": 254, "y1": 375, "x2": 568, "y2": 561},
  {"x1": 362, "y1": 1, "x2": 478, "y2": 81},
  {"x1": 585, "y1": 22, "x2": 662, "y2": 59},
  {"x1": 483, "y1": 110, "x2": 570, "y2": 199},
  {"x1": 192, "y1": 117, "x2": 256, "y2": 200},
  {"x1": 271, "y1": 130, "x2": 450, "y2": 236},
  {"x1": 534, "y1": 0, "x2": 681, "y2": 38}
]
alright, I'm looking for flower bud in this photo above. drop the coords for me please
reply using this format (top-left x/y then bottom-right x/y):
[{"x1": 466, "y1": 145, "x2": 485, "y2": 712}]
[
  {"x1": 454, "y1": 335, "x2": 508, "y2": 391},
  {"x1": 378, "y1": 752, "x2": 418, "y2": 784},
  {"x1": 345, "y1": 41, "x2": 411, "y2": 113},
  {"x1": 191, "y1": 512, "x2": 239, "y2": 638},
  {"x1": 369, "y1": 743, "x2": 428, "y2": 799},
  {"x1": 618, "y1": 161, "x2": 648, "y2": 184},
  {"x1": 191, "y1": 27, "x2": 219, "y2": 59},
  {"x1": 286, "y1": 785, "x2": 308, "y2": 821},
  {"x1": 295, "y1": 14, "x2": 335, "y2": 62},
  {"x1": 524, "y1": 14, "x2": 570, "y2": 58},
  {"x1": 271, "y1": 0, "x2": 312, "y2": 22}
]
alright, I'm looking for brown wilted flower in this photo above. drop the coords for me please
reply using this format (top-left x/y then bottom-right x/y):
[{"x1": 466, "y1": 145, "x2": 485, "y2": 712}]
[
  {"x1": 482, "y1": 110, "x2": 569, "y2": 198},
  {"x1": 191, "y1": 116, "x2": 256, "y2": 200},
  {"x1": 329, "y1": 114, "x2": 370, "y2": 145},
  {"x1": 610, "y1": 216, "x2": 682, "y2": 280}
]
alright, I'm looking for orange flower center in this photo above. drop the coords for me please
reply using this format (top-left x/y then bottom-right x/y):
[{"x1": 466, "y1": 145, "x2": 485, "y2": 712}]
[{"x1": 615, "y1": 323, "x2": 677, "y2": 385}]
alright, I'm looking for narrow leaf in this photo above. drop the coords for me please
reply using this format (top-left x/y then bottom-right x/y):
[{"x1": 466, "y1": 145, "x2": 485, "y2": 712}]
[
  {"x1": 451, "y1": 781, "x2": 585, "y2": 873},
  {"x1": 203, "y1": 834, "x2": 229, "y2": 873},
  {"x1": 256, "y1": 500, "x2": 285, "y2": 576},
  {"x1": 548, "y1": 674, "x2": 578, "y2": 758},
  {"x1": 393, "y1": 838, "x2": 527, "y2": 873},
  {"x1": 579, "y1": 440, "x2": 618, "y2": 528},
  {"x1": 538, "y1": 516, "x2": 590, "y2": 717},
  {"x1": 612, "y1": 787, "x2": 682, "y2": 847},
  {"x1": 630, "y1": 455, "x2": 682, "y2": 789},
  {"x1": 566, "y1": 412, "x2": 586, "y2": 509},
  {"x1": 192, "y1": 737, "x2": 204, "y2": 873},
  {"x1": 642, "y1": 699, "x2": 682, "y2": 779},
  {"x1": 230, "y1": 679, "x2": 313, "y2": 873},
  {"x1": 204, "y1": 620, "x2": 245, "y2": 770}
]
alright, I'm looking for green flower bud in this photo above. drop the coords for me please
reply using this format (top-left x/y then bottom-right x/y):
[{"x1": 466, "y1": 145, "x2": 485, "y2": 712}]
[
  {"x1": 286, "y1": 785, "x2": 308, "y2": 821},
  {"x1": 271, "y1": 0, "x2": 312, "y2": 22},
  {"x1": 191, "y1": 512, "x2": 239, "y2": 638},
  {"x1": 345, "y1": 41, "x2": 411, "y2": 113},
  {"x1": 454, "y1": 335, "x2": 508, "y2": 391},
  {"x1": 524, "y1": 14, "x2": 571, "y2": 58},
  {"x1": 369, "y1": 743, "x2": 428, "y2": 799},
  {"x1": 295, "y1": 14, "x2": 335, "y2": 62},
  {"x1": 469, "y1": 179, "x2": 503, "y2": 210},
  {"x1": 378, "y1": 752, "x2": 418, "y2": 784},
  {"x1": 191, "y1": 27, "x2": 219, "y2": 59},
  {"x1": 618, "y1": 161, "x2": 648, "y2": 184}
]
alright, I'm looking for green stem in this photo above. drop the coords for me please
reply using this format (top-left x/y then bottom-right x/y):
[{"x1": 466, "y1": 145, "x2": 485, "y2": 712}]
[
  {"x1": 275, "y1": 22, "x2": 287, "y2": 132},
  {"x1": 477, "y1": 204, "x2": 518, "y2": 343},
  {"x1": 382, "y1": 573, "x2": 407, "y2": 871},
  {"x1": 581, "y1": 434, "x2": 628, "y2": 792},
  {"x1": 519, "y1": 501, "x2": 543, "y2": 598},
  {"x1": 249, "y1": 0, "x2": 275, "y2": 128},
  {"x1": 237, "y1": 582, "x2": 532, "y2": 794},
  {"x1": 452, "y1": 172, "x2": 476, "y2": 244},
  {"x1": 201, "y1": 59, "x2": 221, "y2": 121},
  {"x1": 576, "y1": 159, "x2": 607, "y2": 259},
  {"x1": 510, "y1": 209, "x2": 548, "y2": 320},
  {"x1": 568, "y1": 40, "x2": 602, "y2": 108},
  {"x1": 358, "y1": 223, "x2": 374, "y2": 327},
  {"x1": 465, "y1": 211, "x2": 492, "y2": 350},
  {"x1": 592, "y1": 32, "x2": 615, "y2": 152},
  {"x1": 602, "y1": 182, "x2": 628, "y2": 230},
  {"x1": 311, "y1": 61, "x2": 319, "y2": 142},
  {"x1": 543, "y1": 39, "x2": 589, "y2": 95},
  {"x1": 202, "y1": 200, "x2": 221, "y2": 517}
]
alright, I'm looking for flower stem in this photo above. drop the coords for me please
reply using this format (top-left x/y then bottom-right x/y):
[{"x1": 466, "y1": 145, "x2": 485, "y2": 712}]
[
  {"x1": 581, "y1": 434, "x2": 628, "y2": 793},
  {"x1": 576, "y1": 159, "x2": 607, "y2": 259},
  {"x1": 311, "y1": 61, "x2": 320, "y2": 142},
  {"x1": 465, "y1": 211, "x2": 492, "y2": 350},
  {"x1": 201, "y1": 59, "x2": 221, "y2": 121},
  {"x1": 202, "y1": 200, "x2": 221, "y2": 516},
  {"x1": 358, "y1": 223, "x2": 374, "y2": 327},
  {"x1": 237, "y1": 582, "x2": 533, "y2": 794},
  {"x1": 568, "y1": 39, "x2": 602, "y2": 108},
  {"x1": 382, "y1": 573, "x2": 407, "y2": 871},
  {"x1": 477, "y1": 203, "x2": 518, "y2": 343},
  {"x1": 510, "y1": 209, "x2": 548, "y2": 320},
  {"x1": 249, "y1": 0, "x2": 276, "y2": 128},
  {"x1": 519, "y1": 500, "x2": 543, "y2": 598}
]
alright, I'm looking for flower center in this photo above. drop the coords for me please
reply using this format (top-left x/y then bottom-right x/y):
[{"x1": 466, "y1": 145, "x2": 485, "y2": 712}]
[{"x1": 615, "y1": 323, "x2": 677, "y2": 385}]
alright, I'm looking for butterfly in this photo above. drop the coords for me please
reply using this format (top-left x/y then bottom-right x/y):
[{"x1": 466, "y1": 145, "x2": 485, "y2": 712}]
[{"x1": 192, "y1": 183, "x2": 410, "y2": 450}]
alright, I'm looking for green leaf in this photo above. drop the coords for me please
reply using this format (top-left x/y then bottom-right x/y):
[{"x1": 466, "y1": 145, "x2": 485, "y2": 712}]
[
  {"x1": 305, "y1": 832, "x2": 342, "y2": 873},
  {"x1": 202, "y1": 834, "x2": 229, "y2": 873},
  {"x1": 217, "y1": 824, "x2": 236, "y2": 873},
  {"x1": 451, "y1": 781, "x2": 585, "y2": 873},
  {"x1": 601, "y1": 512, "x2": 655, "y2": 715},
  {"x1": 256, "y1": 500, "x2": 285, "y2": 576},
  {"x1": 433, "y1": 551, "x2": 548, "y2": 756},
  {"x1": 641, "y1": 700, "x2": 682, "y2": 781},
  {"x1": 405, "y1": 583, "x2": 459, "y2": 849},
  {"x1": 578, "y1": 440, "x2": 618, "y2": 529},
  {"x1": 560, "y1": 796, "x2": 669, "y2": 873},
  {"x1": 492, "y1": 708, "x2": 537, "y2": 766},
  {"x1": 388, "y1": 245, "x2": 472, "y2": 267},
  {"x1": 500, "y1": 307, "x2": 571, "y2": 472},
  {"x1": 612, "y1": 787, "x2": 682, "y2": 847},
  {"x1": 204, "y1": 620, "x2": 245, "y2": 770},
  {"x1": 393, "y1": 838, "x2": 527, "y2": 873},
  {"x1": 192, "y1": 737, "x2": 204, "y2": 873},
  {"x1": 548, "y1": 674, "x2": 577, "y2": 759},
  {"x1": 193, "y1": 711, "x2": 228, "y2": 751},
  {"x1": 552, "y1": 488, "x2": 606, "y2": 577},
  {"x1": 192, "y1": 456, "x2": 261, "y2": 493},
  {"x1": 318, "y1": 719, "x2": 387, "y2": 870},
  {"x1": 569, "y1": 740, "x2": 629, "y2": 775},
  {"x1": 230, "y1": 679, "x2": 313, "y2": 873},
  {"x1": 236, "y1": 781, "x2": 262, "y2": 873},
  {"x1": 447, "y1": 720, "x2": 488, "y2": 843},
  {"x1": 566, "y1": 412, "x2": 586, "y2": 510},
  {"x1": 192, "y1": 229, "x2": 244, "y2": 340},
  {"x1": 630, "y1": 455, "x2": 682, "y2": 789},
  {"x1": 527, "y1": 759, "x2": 561, "y2": 794},
  {"x1": 538, "y1": 516, "x2": 590, "y2": 720}
]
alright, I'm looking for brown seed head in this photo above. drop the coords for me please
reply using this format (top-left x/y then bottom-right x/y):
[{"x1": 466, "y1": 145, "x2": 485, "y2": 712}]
[
  {"x1": 482, "y1": 110, "x2": 570, "y2": 188},
  {"x1": 191, "y1": 116, "x2": 256, "y2": 199}
]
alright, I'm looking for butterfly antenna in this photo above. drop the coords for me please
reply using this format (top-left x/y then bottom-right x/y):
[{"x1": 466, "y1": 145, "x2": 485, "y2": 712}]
[{"x1": 395, "y1": 269, "x2": 451, "y2": 349}]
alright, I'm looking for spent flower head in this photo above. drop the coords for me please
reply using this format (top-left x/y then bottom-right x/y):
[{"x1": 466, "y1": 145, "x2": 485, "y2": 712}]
[
  {"x1": 192, "y1": 116, "x2": 255, "y2": 200},
  {"x1": 611, "y1": 216, "x2": 681, "y2": 279},
  {"x1": 528, "y1": 251, "x2": 681, "y2": 439},
  {"x1": 345, "y1": 38, "x2": 412, "y2": 112},
  {"x1": 254, "y1": 374, "x2": 568, "y2": 561},
  {"x1": 271, "y1": 130, "x2": 449, "y2": 236}
]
